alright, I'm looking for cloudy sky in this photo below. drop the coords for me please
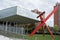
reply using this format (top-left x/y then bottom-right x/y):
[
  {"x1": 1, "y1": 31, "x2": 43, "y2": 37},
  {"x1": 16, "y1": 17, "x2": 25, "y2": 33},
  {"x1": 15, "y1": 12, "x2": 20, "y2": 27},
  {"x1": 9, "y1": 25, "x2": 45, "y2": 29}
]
[{"x1": 0, "y1": 0, "x2": 60, "y2": 27}]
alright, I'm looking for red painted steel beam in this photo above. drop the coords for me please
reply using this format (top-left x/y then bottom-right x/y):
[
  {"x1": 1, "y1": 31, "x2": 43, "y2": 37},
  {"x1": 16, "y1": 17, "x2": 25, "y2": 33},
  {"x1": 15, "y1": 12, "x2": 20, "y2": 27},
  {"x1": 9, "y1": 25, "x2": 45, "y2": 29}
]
[
  {"x1": 45, "y1": 24, "x2": 55, "y2": 39},
  {"x1": 37, "y1": 11, "x2": 45, "y2": 18},
  {"x1": 40, "y1": 16, "x2": 55, "y2": 39},
  {"x1": 29, "y1": 6, "x2": 58, "y2": 36},
  {"x1": 40, "y1": 14, "x2": 45, "y2": 36},
  {"x1": 40, "y1": 16, "x2": 45, "y2": 36}
]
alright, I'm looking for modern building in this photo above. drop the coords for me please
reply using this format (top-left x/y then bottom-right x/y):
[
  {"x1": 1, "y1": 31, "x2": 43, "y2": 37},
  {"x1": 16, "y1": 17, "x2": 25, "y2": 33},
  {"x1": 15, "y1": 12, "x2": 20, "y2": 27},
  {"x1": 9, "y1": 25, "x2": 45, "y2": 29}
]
[
  {"x1": 54, "y1": 3, "x2": 60, "y2": 28},
  {"x1": 0, "y1": 6, "x2": 39, "y2": 35}
]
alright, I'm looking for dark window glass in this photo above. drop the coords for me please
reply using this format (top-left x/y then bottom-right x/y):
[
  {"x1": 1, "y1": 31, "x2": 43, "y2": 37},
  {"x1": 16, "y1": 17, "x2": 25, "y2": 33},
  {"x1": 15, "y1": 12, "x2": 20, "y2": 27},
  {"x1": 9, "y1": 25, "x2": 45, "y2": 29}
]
[{"x1": 0, "y1": 21, "x2": 3, "y2": 25}]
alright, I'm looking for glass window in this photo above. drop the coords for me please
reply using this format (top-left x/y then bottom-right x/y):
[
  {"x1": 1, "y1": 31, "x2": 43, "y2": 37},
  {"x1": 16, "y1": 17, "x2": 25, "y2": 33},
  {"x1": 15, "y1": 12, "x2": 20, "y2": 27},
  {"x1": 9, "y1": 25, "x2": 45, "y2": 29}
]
[{"x1": 0, "y1": 21, "x2": 3, "y2": 25}]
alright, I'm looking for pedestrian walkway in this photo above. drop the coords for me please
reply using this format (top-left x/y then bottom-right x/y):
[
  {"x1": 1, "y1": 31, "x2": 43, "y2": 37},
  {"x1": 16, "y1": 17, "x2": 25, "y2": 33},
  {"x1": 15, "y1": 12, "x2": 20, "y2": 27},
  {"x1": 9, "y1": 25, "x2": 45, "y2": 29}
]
[{"x1": 0, "y1": 35, "x2": 27, "y2": 40}]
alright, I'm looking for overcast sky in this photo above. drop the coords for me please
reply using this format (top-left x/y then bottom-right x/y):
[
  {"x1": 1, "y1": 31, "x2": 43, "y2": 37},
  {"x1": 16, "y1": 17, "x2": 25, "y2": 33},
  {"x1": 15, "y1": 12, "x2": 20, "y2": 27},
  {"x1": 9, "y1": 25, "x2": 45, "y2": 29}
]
[{"x1": 0, "y1": 0, "x2": 60, "y2": 27}]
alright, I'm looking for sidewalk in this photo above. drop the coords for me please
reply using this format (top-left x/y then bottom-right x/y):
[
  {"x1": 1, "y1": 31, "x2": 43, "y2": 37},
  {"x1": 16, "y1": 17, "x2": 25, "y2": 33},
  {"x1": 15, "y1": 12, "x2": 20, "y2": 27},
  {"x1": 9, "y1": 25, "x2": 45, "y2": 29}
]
[{"x1": 0, "y1": 35, "x2": 27, "y2": 40}]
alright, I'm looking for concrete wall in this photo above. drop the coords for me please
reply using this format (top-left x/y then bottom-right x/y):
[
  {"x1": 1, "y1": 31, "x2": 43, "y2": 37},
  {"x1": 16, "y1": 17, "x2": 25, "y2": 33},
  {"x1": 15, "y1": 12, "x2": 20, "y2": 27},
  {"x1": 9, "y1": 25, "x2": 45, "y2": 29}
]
[
  {"x1": 0, "y1": 6, "x2": 39, "y2": 21},
  {"x1": 58, "y1": 4, "x2": 60, "y2": 28},
  {"x1": 0, "y1": 6, "x2": 17, "y2": 19},
  {"x1": 17, "y1": 6, "x2": 39, "y2": 21},
  {"x1": 54, "y1": 3, "x2": 60, "y2": 28}
]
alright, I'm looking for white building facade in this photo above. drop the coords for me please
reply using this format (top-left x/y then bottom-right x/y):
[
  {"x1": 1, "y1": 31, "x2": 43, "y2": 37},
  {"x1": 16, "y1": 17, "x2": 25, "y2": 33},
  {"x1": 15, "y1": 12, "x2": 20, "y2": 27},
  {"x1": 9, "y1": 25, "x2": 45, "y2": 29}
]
[{"x1": 0, "y1": 6, "x2": 39, "y2": 35}]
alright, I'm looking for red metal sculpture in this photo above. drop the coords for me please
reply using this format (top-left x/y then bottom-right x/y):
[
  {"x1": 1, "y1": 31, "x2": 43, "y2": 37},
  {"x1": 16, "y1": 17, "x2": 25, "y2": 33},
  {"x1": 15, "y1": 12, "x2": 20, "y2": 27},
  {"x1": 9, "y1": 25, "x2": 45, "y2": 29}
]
[
  {"x1": 30, "y1": 5, "x2": 58, "y2": 39},
  {"x1": 37, "y1": 11, "x2": 55, "y2": 39}
]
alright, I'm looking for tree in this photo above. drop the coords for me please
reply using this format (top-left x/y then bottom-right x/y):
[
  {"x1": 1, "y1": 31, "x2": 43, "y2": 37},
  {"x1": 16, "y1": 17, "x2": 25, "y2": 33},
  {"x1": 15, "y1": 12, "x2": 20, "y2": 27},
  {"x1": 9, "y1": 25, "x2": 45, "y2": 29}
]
[{"x1": 53, "y1": 25, "x2": 59, "y2": 31}]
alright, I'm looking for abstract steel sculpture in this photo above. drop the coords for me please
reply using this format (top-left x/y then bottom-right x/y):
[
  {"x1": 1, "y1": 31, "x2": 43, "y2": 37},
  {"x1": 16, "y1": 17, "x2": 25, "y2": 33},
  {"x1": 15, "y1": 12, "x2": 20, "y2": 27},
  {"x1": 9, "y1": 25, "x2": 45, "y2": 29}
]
[{"x1": 30, "y1": 5, "x2": 58, "y2": 39}]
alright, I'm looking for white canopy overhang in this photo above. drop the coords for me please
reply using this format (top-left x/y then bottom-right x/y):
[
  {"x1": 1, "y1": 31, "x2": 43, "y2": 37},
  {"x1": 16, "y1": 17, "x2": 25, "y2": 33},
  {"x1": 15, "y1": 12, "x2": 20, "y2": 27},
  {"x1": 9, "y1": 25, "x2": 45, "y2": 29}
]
[{"x1": 0, "y1": 6, "x2": 40, "y2": 23}]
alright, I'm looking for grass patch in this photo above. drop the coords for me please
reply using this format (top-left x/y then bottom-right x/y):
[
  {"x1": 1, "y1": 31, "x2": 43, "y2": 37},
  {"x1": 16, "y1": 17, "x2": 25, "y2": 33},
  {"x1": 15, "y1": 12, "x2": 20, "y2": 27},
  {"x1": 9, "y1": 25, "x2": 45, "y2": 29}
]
[
  {"x1": 0, "y1": 31, "x2": 60, "y2": 40},
  {"x1": 23, "y1": 34, "x2": 60, "y2": 40}
]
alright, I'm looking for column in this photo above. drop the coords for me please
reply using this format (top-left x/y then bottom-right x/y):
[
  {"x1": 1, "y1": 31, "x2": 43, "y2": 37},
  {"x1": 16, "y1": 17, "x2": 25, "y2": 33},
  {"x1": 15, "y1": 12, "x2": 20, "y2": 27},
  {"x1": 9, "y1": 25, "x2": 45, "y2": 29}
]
[
  {"x1": 27, "y1": 26, "x2": 28, "y2": 34},
  {"x1": 5, "y1": 21, "x2": 8, "y2": 32},
  {"x1": 9, "y1": 22, "x2": 11, "y2": 32},
  {"x1": 22, "y1": 25, "x2": 25, "y2": 35},
  {"x1": 3, "y1": 21, "x2": 4, "y2": 31},
  {"x1": 16, "y1": 22, "x2": 17, "y2": 34},
  {"x1": 14, "y1": 22, "x2": 15, "y2": 33},
  {"x1": 21, "y1": 27, "x2": 24, "y2": 35}
]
